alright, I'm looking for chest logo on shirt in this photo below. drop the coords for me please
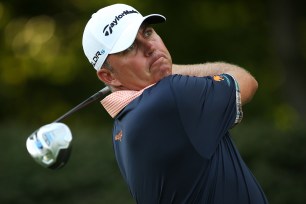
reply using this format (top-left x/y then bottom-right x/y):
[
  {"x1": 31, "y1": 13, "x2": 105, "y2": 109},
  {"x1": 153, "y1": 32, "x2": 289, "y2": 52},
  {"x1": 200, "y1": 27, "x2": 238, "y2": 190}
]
[{"x1": 115, "y1": 130, "x2": 123, "y2": 142}]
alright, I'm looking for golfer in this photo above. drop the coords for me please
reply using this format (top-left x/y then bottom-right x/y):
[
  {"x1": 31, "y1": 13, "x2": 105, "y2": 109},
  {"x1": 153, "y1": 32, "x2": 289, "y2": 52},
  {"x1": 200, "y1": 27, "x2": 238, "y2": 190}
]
[{"x1": 82, "y1": 3, "x2": 268, "y2": 204}]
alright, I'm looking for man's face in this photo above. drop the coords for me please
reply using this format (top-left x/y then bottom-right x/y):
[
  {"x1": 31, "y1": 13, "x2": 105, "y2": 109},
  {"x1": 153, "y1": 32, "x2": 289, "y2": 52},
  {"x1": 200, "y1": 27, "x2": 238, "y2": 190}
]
[{"x1": 99, "y1": 24, "x2": 172, "y2": 91}]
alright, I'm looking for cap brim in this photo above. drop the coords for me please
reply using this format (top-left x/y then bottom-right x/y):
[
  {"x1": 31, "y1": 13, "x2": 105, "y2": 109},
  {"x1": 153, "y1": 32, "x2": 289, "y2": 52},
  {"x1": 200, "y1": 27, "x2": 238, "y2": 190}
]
[{"x1": 110, "y1": 14, "x2": 166, "y2": 54}]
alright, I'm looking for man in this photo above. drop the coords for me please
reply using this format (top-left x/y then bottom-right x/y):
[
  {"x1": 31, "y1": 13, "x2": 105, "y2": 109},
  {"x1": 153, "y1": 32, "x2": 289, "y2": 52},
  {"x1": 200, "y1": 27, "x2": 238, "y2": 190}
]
[{"x1": 82, "y1": 3, "x2": 268, "y2": 204}]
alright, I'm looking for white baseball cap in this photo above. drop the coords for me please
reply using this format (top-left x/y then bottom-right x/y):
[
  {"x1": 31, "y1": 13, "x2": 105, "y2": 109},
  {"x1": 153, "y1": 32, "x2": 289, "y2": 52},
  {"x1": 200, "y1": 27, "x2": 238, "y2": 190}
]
[{"x1": 82, "y1": 4, "x2": 166, "y2": 71}]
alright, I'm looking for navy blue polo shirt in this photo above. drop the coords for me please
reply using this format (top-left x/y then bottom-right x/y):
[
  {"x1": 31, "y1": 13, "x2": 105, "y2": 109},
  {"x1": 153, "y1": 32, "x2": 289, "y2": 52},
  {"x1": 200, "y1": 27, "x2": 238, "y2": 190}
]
[{"x1": 111, "y1": 74, "x2": 268, "y2": 204}]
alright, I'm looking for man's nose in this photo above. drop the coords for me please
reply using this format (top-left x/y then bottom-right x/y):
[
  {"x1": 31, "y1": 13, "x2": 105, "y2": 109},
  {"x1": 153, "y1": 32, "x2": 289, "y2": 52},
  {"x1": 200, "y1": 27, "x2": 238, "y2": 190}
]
[{"x1": 140, "y1": 38, "x2": 155, "y2": 57}]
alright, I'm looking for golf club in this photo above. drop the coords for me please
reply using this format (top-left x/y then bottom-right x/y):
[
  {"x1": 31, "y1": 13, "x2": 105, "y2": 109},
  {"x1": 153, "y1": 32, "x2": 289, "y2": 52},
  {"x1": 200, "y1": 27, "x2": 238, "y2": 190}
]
[{"x1": 26, "y1": 86, "x2": 110, "y2": 169}]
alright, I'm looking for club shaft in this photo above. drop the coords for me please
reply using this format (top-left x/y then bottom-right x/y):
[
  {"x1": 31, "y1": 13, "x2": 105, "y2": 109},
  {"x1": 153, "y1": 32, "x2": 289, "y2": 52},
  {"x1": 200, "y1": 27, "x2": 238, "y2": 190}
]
[{"x1": 53, "y1": 86, "x2": 110, "y2": 123}]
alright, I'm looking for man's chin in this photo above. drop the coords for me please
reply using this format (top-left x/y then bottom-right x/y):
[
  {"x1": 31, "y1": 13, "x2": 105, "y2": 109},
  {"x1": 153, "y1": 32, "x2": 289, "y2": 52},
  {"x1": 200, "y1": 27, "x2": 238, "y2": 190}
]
[{"x1": 153, "y1": 71, "x2": 171, "y2": 84}]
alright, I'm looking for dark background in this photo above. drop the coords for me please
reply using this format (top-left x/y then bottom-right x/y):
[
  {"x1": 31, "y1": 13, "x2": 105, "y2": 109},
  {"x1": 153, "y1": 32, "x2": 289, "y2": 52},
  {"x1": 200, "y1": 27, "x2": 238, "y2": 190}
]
[{"x1": 1, "y1": 0, "x2": 306, "y2": 203}]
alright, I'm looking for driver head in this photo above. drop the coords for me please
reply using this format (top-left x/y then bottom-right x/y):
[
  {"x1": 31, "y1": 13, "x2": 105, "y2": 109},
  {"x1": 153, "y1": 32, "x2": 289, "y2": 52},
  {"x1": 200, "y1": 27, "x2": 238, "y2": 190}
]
[{"x1": 26, "y1": 122, "x2": 72, "y2": 169}]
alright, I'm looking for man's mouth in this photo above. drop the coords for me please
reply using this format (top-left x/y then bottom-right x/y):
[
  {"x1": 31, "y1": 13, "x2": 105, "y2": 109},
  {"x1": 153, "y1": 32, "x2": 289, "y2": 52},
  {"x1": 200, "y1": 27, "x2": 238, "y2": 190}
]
[{"x1": 150, "y1": 54, "x2": 165, "y2": 71}]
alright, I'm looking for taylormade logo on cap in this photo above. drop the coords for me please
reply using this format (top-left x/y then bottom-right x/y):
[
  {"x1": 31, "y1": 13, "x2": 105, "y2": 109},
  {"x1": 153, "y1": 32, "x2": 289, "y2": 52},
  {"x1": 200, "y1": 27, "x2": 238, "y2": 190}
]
[
  {"x1": 103, "y1": 10, "x2": 139, "y2": 36},
  {"x1": 82, "y1": 4, "x2": 166, "y2": 71}
]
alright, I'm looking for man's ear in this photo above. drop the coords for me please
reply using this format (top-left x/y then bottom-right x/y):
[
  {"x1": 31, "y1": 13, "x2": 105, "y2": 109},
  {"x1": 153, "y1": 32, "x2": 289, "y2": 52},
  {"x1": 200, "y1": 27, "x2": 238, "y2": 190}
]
[{"x1": 97, "y1": 68, "x2": 121, "y2": 87}]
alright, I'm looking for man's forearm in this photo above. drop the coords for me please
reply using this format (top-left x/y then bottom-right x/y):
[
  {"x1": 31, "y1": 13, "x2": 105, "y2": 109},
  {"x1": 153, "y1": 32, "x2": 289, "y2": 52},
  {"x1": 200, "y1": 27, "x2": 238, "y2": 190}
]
[
  {"x1": 172, "y1": 62, "x2": 258, "y2": 105},
  {"x1": 173, "y1": 62, "x2": 244, "y2": 77}
]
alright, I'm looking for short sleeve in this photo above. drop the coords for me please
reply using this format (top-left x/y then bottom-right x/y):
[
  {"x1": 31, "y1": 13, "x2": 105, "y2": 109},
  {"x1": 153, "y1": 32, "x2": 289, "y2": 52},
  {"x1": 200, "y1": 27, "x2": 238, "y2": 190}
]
[{"x1": 170, "y1": 74, "x2": 243, "y2": 158}]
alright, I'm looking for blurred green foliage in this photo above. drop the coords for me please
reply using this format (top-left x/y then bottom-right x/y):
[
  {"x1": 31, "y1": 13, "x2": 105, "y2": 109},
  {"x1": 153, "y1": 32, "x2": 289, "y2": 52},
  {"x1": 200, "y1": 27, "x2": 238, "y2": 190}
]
[
  {"x1": 1, "y1": 0, "x2": 306, "y2": 203},
  {"x1": 0, "y1": 121, "x2": 134, "y2": 204}
]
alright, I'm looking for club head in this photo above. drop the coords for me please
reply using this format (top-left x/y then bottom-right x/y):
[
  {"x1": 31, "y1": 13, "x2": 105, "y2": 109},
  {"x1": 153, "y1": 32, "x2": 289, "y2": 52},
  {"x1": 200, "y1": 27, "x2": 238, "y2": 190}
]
[{"x1": 26, "y1": 122, "x2": 72, "y2": 169}]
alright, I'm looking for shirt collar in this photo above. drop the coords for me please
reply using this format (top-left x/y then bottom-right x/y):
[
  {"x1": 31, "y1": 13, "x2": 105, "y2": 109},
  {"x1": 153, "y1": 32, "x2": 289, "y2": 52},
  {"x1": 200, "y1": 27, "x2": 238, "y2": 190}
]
[{"x1": 101, "y1": 84, "x2": 154, "y2": 118}]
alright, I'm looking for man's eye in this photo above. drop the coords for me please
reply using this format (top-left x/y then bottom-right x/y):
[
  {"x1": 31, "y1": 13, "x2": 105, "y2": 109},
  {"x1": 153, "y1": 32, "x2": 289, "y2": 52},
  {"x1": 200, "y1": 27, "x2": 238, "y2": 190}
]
[{"x1": 144, "y1": 29, "x2": 153, "y2": 37}]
